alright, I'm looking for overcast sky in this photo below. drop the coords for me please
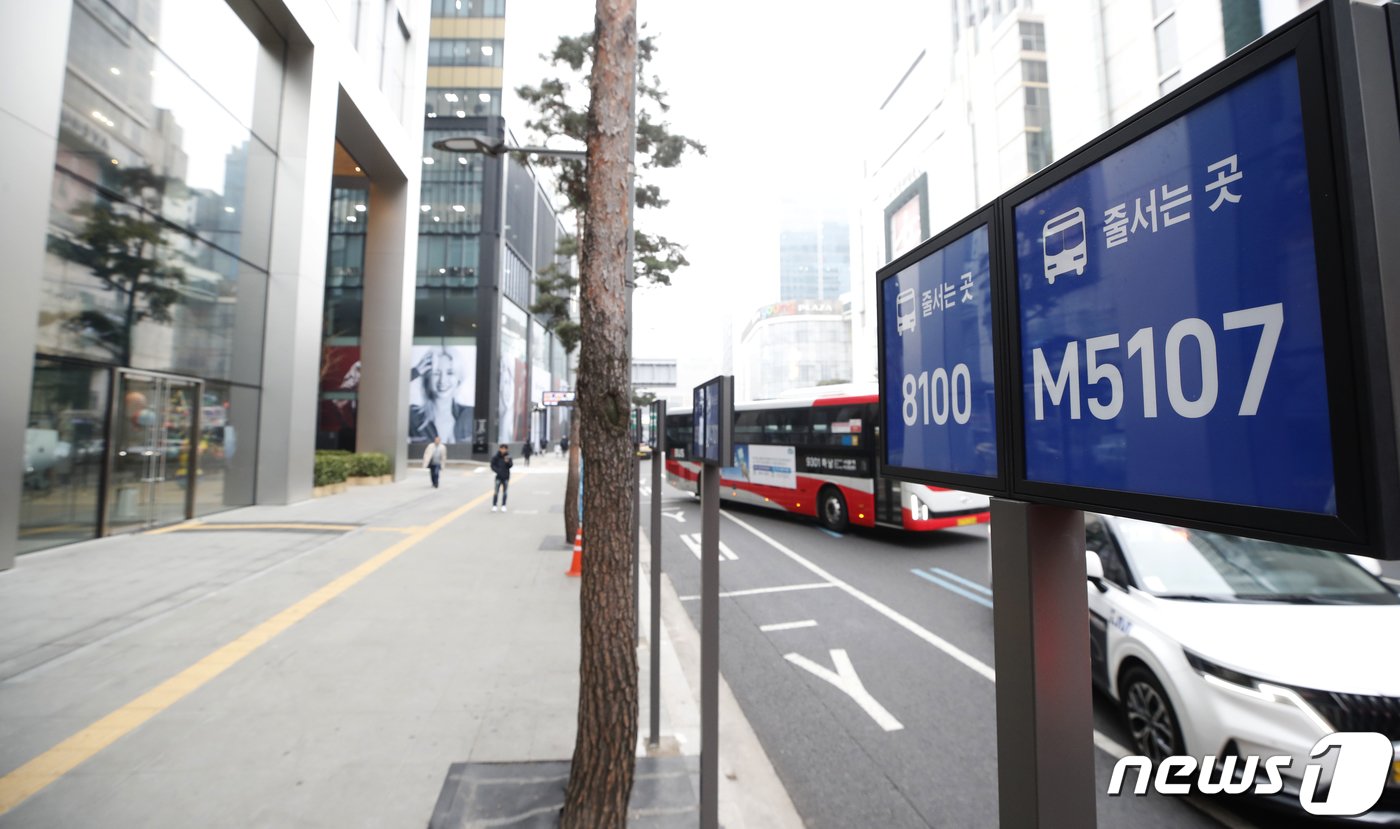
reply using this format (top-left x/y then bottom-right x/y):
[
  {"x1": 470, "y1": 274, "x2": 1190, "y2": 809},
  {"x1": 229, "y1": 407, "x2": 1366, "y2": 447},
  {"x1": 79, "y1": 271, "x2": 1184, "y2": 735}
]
[{"x1": 501, "y1": 0, "x2": 937, "y2": 396}]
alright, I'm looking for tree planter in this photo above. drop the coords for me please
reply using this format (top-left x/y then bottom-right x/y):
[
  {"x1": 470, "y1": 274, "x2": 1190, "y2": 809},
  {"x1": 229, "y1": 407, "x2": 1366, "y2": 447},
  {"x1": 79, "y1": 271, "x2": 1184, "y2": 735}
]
[
  {"x1": 312, "y1": 482, "x2": 348, "y2": 498},
  {"x1": 347, "y1": 474, "x2": 390, "y2": 487}
]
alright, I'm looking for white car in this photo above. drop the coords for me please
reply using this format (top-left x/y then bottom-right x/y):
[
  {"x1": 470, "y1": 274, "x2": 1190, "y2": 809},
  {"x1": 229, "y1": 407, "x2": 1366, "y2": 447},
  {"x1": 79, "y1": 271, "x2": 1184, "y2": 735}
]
[{"x1": 1085, "y1": 514, "x2": 1400, "y2": 820}]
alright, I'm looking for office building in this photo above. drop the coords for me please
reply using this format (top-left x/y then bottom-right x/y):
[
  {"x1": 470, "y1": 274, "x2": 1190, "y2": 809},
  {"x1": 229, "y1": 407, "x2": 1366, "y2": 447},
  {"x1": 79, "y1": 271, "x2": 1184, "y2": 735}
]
[
  {"x1": 4, "y1": 0, "x2": 430, "y2": 567},
  {"x1": 779, "y1": 202, "x2": 852, "y2": 302},
  {"x1": 737, "y1": 300, "x2": 852, "y2": 402}
]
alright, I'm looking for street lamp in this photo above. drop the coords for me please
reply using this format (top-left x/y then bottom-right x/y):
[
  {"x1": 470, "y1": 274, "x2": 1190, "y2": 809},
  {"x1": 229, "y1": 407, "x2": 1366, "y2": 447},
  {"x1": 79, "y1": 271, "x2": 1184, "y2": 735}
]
[{"x1": 431, "y1": 135, "x2": 587, "y2": 161}]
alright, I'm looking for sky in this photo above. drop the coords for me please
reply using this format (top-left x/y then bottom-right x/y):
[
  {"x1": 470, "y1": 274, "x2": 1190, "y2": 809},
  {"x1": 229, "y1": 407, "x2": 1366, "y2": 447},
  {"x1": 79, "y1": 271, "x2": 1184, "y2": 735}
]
[{"x1": 501, "y1": 0, "x2": 938, "y2": 397}]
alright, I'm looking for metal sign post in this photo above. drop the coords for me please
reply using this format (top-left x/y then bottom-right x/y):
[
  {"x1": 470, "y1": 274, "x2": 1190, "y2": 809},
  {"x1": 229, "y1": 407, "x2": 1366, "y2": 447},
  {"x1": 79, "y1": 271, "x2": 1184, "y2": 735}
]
[
  {"x1": 649, "y1": 399, "x2": 666, "y2": 748},
  {"x1": 693, "y1": 376, "x2": 732, "y2": 829},
  {"x1": 990, "y1": 500, "x2": 1094, "y2": 828},
  {"x1": 632, "y1": 407, "x2": 641, "y2": 642}
]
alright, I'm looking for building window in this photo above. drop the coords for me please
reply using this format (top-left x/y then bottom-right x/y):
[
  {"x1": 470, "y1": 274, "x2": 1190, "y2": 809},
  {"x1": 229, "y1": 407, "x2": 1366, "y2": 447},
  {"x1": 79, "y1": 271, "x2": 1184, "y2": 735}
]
[
  {"x1": 1154, "y1": 8, "x2": 1180, "y2": 93},
  {"x1": 430, "y1": 0, "x2": 506, "y2": 17},
  {"x1": 426, "y1": 88, "x2": 500, "y2": 118},
  {"x1": 503, "y1": 245, "x2": 531, "y2": 308},
  {"x1": 1022, "y1": 59, "x2": 1048, "y2": 84},
  {"x1": 1024, "y1": 85, "x2": 1051, "y2": 129},
  {"x1": 1020, "y1": 20, "x2": 1046, "y2": 52},
  {"x1": 1026, "y1": 129, "x2": 1053, "y2": 173},
  {"x1": 427, "y1": 39, "x2": 504, "y2": 67}
]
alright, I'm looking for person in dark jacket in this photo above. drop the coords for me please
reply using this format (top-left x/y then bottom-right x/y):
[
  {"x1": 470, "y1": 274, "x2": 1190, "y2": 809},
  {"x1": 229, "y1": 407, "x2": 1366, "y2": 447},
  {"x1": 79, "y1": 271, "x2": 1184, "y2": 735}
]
[
  {"x1": 521, "y1": 440, "x2": 533, "y2": 466},
  {"x1": 490, "y1": 444, "x2": 512, "y2": 512}
]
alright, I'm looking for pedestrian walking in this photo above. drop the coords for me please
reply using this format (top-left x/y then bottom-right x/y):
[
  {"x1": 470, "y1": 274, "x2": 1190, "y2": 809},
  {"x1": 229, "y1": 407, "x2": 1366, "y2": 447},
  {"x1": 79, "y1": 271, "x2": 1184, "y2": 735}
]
[
  {"x1": 560, "y1": 435, "x2": 570, "y2": 454},
  {"x1": 522, "y1": 440, "x2": 533, "y2": 467},
  {"x1": 490, "y1": 443, "x2": 512, "y2": 511},
  {"x1": 422, "y1": 436, "x2": 446, "y2": 489}
]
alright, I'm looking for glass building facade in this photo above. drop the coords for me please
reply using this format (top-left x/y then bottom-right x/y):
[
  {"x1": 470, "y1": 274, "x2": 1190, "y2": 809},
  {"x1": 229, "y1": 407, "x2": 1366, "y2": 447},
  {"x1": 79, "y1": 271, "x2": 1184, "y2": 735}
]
[
  {"x1": 20, "y1": 0, "x2": 283, "y2": 554},
  {"x1": 6, "y1": 0, "x2": 430, "y2": 566}
]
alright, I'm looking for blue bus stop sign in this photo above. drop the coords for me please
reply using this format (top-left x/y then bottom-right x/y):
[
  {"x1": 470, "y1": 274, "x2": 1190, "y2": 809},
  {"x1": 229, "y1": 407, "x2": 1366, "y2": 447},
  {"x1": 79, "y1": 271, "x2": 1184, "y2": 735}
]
[
  {"x1": 880, "y1": 217, "x2": 1001, "y2": 489},
  {"x1": 1012, "y1": 55, "x2": 1335, "y2": 514}
]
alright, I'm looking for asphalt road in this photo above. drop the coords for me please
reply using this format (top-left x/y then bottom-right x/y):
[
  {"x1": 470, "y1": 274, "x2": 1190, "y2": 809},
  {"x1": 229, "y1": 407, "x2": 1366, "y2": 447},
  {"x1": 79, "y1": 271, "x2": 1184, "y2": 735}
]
[{"x1": 641, "y1": 475, "x2": 1267, "y2": 829}]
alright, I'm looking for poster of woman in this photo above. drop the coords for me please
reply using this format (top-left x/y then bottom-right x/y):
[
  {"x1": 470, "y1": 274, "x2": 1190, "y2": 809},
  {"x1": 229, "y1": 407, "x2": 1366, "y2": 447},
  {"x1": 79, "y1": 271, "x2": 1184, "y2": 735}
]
[{"x1": 408, "y1": 345, "x2": 475, "y2": 444}]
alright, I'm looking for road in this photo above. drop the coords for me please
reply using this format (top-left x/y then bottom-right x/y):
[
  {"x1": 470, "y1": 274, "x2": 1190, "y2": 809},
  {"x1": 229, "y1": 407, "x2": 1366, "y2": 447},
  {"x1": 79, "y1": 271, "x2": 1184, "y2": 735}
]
[{"x1": 641, "y1": 475, "x2": 1265, "y2": 829}]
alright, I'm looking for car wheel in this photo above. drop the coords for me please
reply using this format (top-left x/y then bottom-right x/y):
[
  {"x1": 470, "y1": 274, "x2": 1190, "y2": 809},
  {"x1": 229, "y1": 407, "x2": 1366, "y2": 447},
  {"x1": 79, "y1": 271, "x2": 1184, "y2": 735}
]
[
  {"x1": 1120, "y1": 665, "x2": 1184, "y2": 763},
  {"x1": 818, "y1": 486, "x2": 850, "y2": 533}
]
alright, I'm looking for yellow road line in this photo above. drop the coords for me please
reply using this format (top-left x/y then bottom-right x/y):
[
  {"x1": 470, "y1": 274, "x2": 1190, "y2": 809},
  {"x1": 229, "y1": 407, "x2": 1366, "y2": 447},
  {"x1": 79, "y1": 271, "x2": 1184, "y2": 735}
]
[
  {"x1": 161, "y1": 522, "x2": 360, "y2": 533},
  {"x1": 0, "y1": 490, "x2": 491, "y2": 817}
]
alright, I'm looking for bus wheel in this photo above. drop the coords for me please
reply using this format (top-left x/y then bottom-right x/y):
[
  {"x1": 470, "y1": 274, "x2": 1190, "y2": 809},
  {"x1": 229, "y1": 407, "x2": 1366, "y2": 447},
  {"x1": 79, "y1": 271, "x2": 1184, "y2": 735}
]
[{"x1": 818, "y1": 486, "x2": 849, "y2": 533}]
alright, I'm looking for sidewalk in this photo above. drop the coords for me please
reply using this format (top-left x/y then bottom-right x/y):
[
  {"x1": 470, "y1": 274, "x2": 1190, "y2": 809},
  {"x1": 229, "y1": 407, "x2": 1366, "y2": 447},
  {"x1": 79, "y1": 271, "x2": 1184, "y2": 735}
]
[{"x1": 0, "y1": 453, "x2": 800, "y2": 827}]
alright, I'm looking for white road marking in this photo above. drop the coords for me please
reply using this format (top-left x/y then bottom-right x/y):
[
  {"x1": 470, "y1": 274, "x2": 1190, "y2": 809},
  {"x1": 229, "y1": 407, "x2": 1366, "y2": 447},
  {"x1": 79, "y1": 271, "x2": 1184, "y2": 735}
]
[
  {"x1": 679, "y1": 533, "x2": 737, "y2": 561},
  {"x1": 720, "y1": 510, "x2": 1133, "y2": 761},
  {"x1": 760, "y1": 620, "x2": 818, "y2": 632},
  {"x1": 722, "y1": 512, "x2": 995, "y2": 682},
  {"x1": 785, "y1": 649, "x2": 904, "y2": 732},
  {"x1": 1093, "y1": 729, "x2": 1131, "y2": 758},
  {"x1": 662, "y1": 510, "x2": 687, "y2": 523},
  {"x1": 678, "y1": 583, "x2": 836, "y2": 602}
]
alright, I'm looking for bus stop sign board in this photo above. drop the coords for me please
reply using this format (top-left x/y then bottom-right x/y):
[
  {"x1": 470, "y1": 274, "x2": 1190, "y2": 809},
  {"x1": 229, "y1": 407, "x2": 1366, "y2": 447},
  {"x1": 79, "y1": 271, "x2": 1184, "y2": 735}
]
[
  {"x1": 1014, "y1": 56, "x2": 1333, "y2": 512},
  {"x1": 877, "y1": 4, "x2": 1400, "y2": 557},
  {"x1": 1001, "y1": 11, "x2": 1393, "y2": 555},
  {"x1": 878, "y1": 211, "x2": 1006, "y2": 494}
]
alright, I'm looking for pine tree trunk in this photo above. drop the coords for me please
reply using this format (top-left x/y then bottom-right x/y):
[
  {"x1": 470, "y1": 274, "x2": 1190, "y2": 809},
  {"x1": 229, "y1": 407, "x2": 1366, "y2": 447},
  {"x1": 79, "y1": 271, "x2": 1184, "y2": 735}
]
[
  {"x1": 564, "y1": 412, "x2": 581, "y2": 542},
  {"x1": 560, "y1": 0, "x2": 637, "y2": 826}
]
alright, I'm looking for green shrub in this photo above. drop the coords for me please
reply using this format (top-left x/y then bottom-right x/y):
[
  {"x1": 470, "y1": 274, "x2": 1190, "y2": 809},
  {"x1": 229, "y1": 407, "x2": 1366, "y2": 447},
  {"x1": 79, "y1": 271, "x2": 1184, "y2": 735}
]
[
  {"x1": 348, "y1": 452, "x2": 391, "y2": 478},
  {"x1": 314, "y1": 452, "x2": 350, "y2": 486}
]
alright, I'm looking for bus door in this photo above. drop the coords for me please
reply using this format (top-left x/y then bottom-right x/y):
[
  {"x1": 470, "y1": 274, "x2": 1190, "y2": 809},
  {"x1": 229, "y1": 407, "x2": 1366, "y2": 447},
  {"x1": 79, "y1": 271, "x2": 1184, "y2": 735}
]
[{"x1": 875, "y1": 476, "x2": 902, "y2": 525}]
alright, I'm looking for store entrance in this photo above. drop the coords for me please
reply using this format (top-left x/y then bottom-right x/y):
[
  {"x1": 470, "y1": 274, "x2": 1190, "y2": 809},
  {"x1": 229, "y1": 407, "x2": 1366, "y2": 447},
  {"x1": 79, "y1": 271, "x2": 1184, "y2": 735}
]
[{"x1": 104, "y1": 370, "x2": 202, "y2": 534}]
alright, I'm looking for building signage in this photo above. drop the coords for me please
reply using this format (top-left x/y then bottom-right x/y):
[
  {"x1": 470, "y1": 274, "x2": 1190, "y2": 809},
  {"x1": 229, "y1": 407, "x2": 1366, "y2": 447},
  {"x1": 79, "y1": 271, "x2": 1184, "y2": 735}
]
[
  {"x1": 877, "y1": 210, "x2": 1005, "y2": 493},
  {"x1": 541, "y1": 390, "x2": 575, "y2": 406}
]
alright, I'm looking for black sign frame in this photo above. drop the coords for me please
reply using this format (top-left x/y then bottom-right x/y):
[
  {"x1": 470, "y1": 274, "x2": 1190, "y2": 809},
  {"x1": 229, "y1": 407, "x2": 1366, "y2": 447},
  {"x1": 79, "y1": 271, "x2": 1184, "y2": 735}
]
[
  {"x1": 691, "y1": 375, "x2": 733, "y2": 467},
  {"x1": 875, "y1": 204, "x2": 1012, "y2": 497},
  {"x1": 996, "y1": 3, "x2": 1388, "y2": 555}
]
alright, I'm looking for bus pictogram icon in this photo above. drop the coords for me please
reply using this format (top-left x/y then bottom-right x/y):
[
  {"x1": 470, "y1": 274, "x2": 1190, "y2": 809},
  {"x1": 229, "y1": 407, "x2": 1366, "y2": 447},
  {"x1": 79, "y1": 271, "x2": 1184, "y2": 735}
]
[{"x1": 1042, "y1": 207, "x2": 1087, "y2": 284}]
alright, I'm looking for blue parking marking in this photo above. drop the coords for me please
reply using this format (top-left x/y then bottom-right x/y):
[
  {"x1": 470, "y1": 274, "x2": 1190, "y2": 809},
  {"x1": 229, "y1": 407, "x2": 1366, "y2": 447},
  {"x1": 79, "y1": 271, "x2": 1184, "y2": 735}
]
[
  {"x1": 930, "y1": 567, "x2": 992, "y2": 596},
  {"x1": 818, "y1": 528, "x2": 843, "y2": 539},
  {"x1": 912, "y1": 569, "x2": 994, "y2": 608}
]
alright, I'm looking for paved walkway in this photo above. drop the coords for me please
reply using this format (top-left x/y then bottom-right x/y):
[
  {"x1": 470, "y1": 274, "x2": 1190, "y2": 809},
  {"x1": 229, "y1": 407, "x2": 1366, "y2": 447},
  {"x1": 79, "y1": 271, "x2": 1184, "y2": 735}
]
[{"x1": 0, "y1": 454, "x2": 800, "y2": 827}]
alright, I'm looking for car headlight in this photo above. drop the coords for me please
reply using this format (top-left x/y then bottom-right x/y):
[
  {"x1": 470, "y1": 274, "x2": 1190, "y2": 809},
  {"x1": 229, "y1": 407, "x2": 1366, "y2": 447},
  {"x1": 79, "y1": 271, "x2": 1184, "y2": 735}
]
[{"x1": 1183, "y1": 649, "x2": 1333, "y2": 733}]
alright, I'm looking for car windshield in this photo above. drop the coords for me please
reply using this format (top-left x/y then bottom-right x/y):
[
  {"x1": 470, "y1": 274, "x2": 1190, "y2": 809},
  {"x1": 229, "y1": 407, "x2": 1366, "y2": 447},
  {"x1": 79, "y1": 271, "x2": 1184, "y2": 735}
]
[{"x1": 1114, "y1": 519, "x2": 1397, "y2": 605}]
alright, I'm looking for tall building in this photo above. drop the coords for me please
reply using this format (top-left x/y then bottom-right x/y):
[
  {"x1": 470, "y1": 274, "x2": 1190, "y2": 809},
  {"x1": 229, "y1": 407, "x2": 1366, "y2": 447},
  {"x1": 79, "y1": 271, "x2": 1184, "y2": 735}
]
[
  {"x1": 4, "y1": 0, "x2": 430, "y2": 568},
  {"x1": 778, "y1": 202, "x2": 851, "y2": 301},
  {"x1": 736, "y1": 300, "x2": 852, "y2": 402},
  {"x1": 412, "y1": 0, "x2": 572, "y2": 457},
  {"x1": 312, "y1": 0, "x2": 575, "y2": 460}
]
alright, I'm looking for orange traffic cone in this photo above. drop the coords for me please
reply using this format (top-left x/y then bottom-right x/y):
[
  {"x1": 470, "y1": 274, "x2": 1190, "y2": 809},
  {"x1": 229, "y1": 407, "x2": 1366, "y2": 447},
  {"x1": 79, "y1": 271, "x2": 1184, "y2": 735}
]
[{"x1": 565, "y1": 526, "x2": 583, "y2": 577}]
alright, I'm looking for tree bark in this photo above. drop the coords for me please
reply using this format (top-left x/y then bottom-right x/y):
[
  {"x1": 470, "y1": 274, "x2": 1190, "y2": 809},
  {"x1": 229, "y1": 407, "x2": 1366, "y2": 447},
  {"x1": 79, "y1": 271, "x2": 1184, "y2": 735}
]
[{"x1": 560, "y1": 0, "x2": 637, "y2": 826}]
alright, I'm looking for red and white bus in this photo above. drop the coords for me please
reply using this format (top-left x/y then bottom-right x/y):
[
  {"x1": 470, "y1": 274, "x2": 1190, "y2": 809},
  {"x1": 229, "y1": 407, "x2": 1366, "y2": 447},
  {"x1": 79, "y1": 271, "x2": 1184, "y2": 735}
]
[{"x1": 664, "y1": 390, "x2": 990, "y2": 533}]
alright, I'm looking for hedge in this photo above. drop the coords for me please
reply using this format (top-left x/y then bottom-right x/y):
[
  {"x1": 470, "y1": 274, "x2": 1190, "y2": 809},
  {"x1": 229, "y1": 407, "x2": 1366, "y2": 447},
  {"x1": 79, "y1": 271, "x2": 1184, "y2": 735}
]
[
  {"x1": 313, "y1": 452, "x2": 350, "y2": 486},
  {"x1": 348, "y1": 452, "x2": 391, "y2": 478}
]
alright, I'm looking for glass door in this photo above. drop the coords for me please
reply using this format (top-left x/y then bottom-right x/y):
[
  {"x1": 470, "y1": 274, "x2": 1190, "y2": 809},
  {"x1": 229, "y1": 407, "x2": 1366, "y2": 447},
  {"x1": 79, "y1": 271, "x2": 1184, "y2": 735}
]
[{"x1": 106, "y1": 371, "x2": 201, "y2": 533}]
